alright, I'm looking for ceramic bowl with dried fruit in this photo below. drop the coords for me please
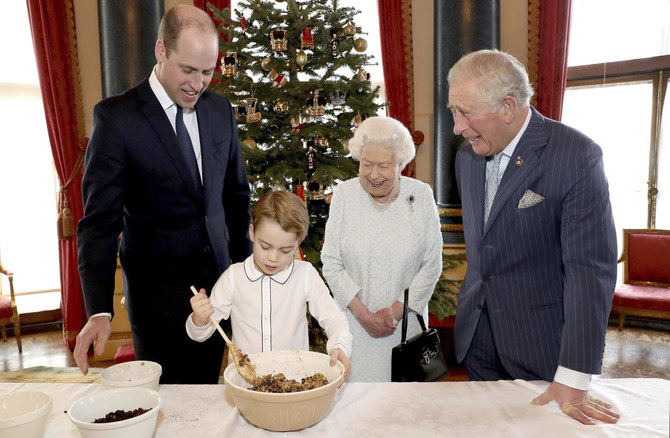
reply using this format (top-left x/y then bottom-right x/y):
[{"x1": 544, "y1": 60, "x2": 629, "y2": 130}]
[
  {"x1": 223, "y1": 350, "x2": 345, "y2": 432},
  {"x1": 68, "y1": 387, "x2": 161, "y2": 438}
]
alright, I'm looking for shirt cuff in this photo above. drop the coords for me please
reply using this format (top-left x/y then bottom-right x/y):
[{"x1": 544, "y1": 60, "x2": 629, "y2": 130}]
[
  {"x1": 89, "y1": 312, "x2": 112, "y2": 320},
  {"x1": 185, "y1": 313, "x2": 213, "y2": 342},
  {"x1": 554, "y1": 366, "x2": 592, "y2": 390}
]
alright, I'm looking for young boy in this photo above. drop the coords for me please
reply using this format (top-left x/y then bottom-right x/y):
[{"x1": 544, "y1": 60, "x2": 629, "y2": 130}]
[{"x1": 186, "y1": 191, "x2": 352, "y2": 378}]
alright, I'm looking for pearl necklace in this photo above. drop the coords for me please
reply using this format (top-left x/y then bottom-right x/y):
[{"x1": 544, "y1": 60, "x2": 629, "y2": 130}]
[{"x1": 369, "y1": 178, "x2": 400, "y2": 212}]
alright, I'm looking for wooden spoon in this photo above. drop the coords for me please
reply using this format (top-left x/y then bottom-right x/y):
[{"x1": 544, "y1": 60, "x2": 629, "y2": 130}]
[{"x1": 190, "y1": 286, "x2": 257, "y2": 385}]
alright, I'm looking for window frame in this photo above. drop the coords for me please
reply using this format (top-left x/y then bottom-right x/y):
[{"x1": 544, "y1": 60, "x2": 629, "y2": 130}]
[{"x1": 567, "y1": 55, "x2": 670, "y2": 228}]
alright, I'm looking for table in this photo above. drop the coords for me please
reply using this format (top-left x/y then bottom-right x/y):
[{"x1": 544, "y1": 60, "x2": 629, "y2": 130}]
[{"x1": 1, "y1": 378, "x2": 668, "y2": 437}]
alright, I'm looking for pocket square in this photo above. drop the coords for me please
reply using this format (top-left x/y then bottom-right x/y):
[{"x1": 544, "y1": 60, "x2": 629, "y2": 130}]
[{"x1": 518, "y1": 189, "x2": 545, "y2": 209}]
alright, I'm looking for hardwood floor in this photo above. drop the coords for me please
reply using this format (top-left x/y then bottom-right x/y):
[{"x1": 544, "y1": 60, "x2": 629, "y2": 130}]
[{"x1": 1, "y1": 318, "x2": 669, "y2": 380}]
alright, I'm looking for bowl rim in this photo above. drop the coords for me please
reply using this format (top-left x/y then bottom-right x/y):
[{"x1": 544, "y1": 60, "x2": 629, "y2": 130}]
[
  {"x1": 68, "y1": 387, "x2": 161, "y2": 431},
  {"x1": 0, "y1": 391, "x2": 52, "y2": 429},
  {"x1": 100, "y1": 360, "x2": 162, "y2": 386},
  {"x1": 223, "y1": 349, "x2": 345, "y2": 397}
]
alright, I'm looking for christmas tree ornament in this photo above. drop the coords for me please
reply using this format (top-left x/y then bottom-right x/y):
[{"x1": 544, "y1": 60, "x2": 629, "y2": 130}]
[
  {"x1": 314, "y1": 135, "x2": 328, "y2": 150},
  {"x1": 305, "y1": 89, "x2": 326, "y2": 117},
  {"x1": 306, "y1": 145, "x2": 316, "y2": 170},
  {"x1": 270, "y1": 26, "x2": 288, "y2": 51},
  {"x1": 300, "y1": 27, "x2": 314, "y2": 50},
  {"x1": 245, "y1": 97, "x2": 262, "y2": 123},
  {"x1": 242, "y1": 138, "x2": 257, "y2": 149},
  {"x1": 325, "y1": 192, "x2": 333, "y2": 204},
  {"x1": 296, "y1": 50, "x2": 308, "y2": 70},
  {"x1": 273, "y1": 100, "x2": 289, "y2": 116},
  {"x1": 305, "y1": 180, "x2": 325, "y2": 200},
  {"x1": 291, "y1": 115, "x2": 303, "y2": 132},
  {"x1": 221, "y1": 51, "x2": 238, "y2": 77},
  {"x1": 343, "y1": 22, "x2": 356, "y2": 37},
  {"x1": 352, "y1": 112, "x2": 362, "y2": 131},
  {"x1": 341, "y1": 138, "x2": 350, "y2": 152},
  {"x1": 354, "y1": 37, "x2": 368, "y2": 52},
  {"x1": 261, "y1": 57, "x2": 272, "y2": 71},
  {"x1": 233, "y1": 104, "x2": 247, "y2": 121},
  {"x1": 356, "y1": 69, "x2": 370, "y2": 81},
  {"x1": 240, "y1": 16, "x2": 246, "y2": 34},
  {"x1": 267, "y1": 68, "x2": 288, "y2": 87},
  {"x1": 330, "y1": 89, "x2": 346, "y2": 105},
  {"x1": 329, "y1": 29, "x2": 340, "y2": 57}
]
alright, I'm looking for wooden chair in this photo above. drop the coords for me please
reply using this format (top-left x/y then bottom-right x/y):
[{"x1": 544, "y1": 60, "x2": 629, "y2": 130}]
[
  {"x1": 0, "y1": 258, "x2": 22, "y2": 352},
  {"x1": 611, "y1": 229, "x2": 670, "y2": 329}
]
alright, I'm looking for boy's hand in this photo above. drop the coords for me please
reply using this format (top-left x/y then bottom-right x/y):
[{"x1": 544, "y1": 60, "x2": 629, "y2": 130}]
[
  {"x1": 330, "y1": 348, "x2": 351, "y2": 383},
  {"x1": 190, "y1": 288, "x2": 214, "y2": 327}
]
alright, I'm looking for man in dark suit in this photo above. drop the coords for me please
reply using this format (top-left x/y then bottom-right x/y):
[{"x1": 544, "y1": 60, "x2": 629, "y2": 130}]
[
  {"x1": 449, "y1": 49, "x2": 620, "y2": 424},
  {"x1": 74, "y1": 5, "x2": 252, "y2": 384}
]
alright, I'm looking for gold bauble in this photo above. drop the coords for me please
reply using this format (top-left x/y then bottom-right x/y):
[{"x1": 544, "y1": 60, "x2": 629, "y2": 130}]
[
  {"x1": 343, "y1": 23, "x2": 356, "y2": 37},
  {"x1": 273, "y1": 100, "x2": 289, "y2": 116},
  {"x1": 341, "y1": 139, "x2": 349, "y2": 152},
  {"x1": 296, "y1": 50, "x2": 308, "y2": 70},
  {"x1": 261, "y1": 57, "x2": 272, "y2": 71},
  {"x1": 353, "y1": 37, "x2": 368, "y2": 52},
  {"x1": 242, "y1": 138, "x2": 257, "y2": 149}
]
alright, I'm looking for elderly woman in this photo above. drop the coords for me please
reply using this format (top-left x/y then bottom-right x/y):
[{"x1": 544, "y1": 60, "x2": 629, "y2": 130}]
[{"x1": 321, "y1": 116, "x2": 443, "y2": 382}]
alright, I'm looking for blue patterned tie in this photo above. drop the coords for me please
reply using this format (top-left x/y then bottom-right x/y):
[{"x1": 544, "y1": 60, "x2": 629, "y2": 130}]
[
  {"x1": 175, "y1": 105, "x2": 201, "y2": 192},
  {"x1": 484, "y1": 153, "x2": 503, "y2": 223}
]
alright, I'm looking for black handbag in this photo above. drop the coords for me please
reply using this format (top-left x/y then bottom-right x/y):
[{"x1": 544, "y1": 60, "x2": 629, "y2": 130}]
[{"x1": 391, "y1": 289, "x2": 449, "y2": 382}]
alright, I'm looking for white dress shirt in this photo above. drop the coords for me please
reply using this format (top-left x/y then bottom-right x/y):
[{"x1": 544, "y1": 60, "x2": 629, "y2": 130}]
[
  {"x1": 186, "y1": 256, "x2": 352, "y2": 358},
  {"x1": 148, "y1": 67, "x2": 203, "y2": 182}
]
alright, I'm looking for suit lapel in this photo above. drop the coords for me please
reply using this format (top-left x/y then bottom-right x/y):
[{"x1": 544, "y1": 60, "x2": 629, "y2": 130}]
[
  {"x1": 483, "y1": 108, "x2": 547, "y2": 236},
  {"x1": 137, "y1": 79, "x2": 203, "y2": 202},
  {"x1": 196, "y1": 98, "x2": 214, "y2": 199}
]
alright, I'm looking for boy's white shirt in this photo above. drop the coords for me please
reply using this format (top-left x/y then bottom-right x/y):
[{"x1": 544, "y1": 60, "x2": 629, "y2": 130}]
[{"x1": 186, "y1": 256, "x2": 352, "y2": 358}]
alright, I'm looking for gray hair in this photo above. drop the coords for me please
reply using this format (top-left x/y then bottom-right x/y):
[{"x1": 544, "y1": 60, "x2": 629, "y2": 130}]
[
  {"x1": 348, "y1": 117, "x2": 415, "y2": 167},
  {"x1": 447, "y1": 49, "x2": 534, "y2": 110}
]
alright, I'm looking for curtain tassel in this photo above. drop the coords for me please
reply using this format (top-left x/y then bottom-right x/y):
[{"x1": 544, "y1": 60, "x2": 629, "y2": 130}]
[{"x1": 57, "y1": 191, "x2": 75, "y2": 240}]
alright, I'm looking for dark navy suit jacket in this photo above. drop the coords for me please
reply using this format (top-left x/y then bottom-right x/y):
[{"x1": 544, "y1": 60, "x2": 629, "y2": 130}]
[
  {"x1": 77, "y1": 78, "x2": 252, "y2": 382},
  {"x1": 454, "y1": 107, "x2": 617, "y2": 380}
]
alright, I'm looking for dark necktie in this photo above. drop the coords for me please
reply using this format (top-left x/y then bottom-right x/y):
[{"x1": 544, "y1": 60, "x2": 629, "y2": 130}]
[{"x1": 175, "y1": 105, "x2": 201, "y2": 192}]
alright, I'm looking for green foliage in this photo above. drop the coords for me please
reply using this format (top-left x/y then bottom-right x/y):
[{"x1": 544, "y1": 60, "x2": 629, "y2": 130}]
[
  {"x1": 429, "y1": 252, "x2": 465, "y2": 321},
  {"x1": 208, "y1": 0, "x2": 384, "y2": 262}
]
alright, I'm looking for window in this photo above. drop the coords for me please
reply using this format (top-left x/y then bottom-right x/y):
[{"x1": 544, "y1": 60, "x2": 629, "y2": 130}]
[
  {"x1": 0, "y1": 2, "x2": 61, "y2": 295},
  {"x1": 562, "y1": 0, "x2": 670, "y2": 261}
]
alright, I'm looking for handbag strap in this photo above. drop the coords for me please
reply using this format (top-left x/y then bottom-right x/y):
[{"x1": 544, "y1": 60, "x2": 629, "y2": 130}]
[{"x1": 400, "y1": 288, "x2": 428, "y2": 344}]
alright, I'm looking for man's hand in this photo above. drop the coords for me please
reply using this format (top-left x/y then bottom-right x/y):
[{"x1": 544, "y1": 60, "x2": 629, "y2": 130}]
[
  {"x1": 533, "y1": 381, "x2": 620, "y2": 425},
  {"x1": 73, "y1": 315, "x2": 112, "y2": 375}
]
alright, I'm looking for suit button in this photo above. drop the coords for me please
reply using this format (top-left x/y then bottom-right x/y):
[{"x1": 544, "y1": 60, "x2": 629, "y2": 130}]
[
  {"x1": 203, "y1": 246, "x2": 212, "y2": 255},
  {"x1": 204, "y1": 215, "x2": 208, "y2": 223},
  {"x1": 482, "y1": 274, "x2": 490, "y2": 281}
]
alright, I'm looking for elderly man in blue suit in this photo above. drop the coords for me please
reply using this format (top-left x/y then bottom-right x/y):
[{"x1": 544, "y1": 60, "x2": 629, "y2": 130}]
[
  {"x1": 449, "y1": 49, "x2": 620, "y2": 424},
  {"x1": 74, "y1": 5, "x2": 252, "y2": 384}
]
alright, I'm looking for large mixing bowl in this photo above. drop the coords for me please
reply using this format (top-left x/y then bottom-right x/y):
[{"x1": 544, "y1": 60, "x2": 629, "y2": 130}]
[
  {"x1": 0, "y1": 391, "x2": 52, "y2": 438},
  {"x1": 223, "y1": 350, "x2": 345, "y2": 431}
]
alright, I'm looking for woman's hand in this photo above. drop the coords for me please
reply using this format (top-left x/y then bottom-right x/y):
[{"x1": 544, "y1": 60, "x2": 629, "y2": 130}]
[
  {"x1": 190, "y1": 288, "x2": 214, "y2": 327},
  {"x1": 348, "y1": 296, "x2": 397, "y2": 338}
]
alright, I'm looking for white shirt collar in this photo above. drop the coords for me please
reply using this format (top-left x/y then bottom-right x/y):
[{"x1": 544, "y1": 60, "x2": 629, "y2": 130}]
[
  {"x1": 499, "y1": 107, "x2": 532, "y2": 158},
  {"x1": 243, "y1": 255, "x2": 295, "y2": 285},
  {"x1": 149, "y1": 67, "x2": 177, "y2": 112}
]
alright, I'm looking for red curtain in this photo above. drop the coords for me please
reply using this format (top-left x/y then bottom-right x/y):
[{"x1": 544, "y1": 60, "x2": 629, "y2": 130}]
[
  {"x1": 26, "y1": 0, "x2": 87, "y2": 349},
  {"x1": 528, "y1": 0, "x2": 573, "y2": 121},
  {"x1": 377, "y1": 0, "x2": 418, "y2": 177}
]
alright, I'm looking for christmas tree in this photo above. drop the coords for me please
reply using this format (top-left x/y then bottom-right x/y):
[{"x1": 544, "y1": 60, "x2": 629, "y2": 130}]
[{"x1": 208, "y1": 0, "x2": 384, "y2": 267}]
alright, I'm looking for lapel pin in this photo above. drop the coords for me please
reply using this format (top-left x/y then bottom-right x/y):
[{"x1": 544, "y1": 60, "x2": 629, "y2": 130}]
[{"x1": 515, "y1": 156, "x2": 523, "y2": 167}]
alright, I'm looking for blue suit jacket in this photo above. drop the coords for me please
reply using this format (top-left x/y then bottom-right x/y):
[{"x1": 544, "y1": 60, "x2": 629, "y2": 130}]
[
  {"x1": 77, "y1": 77, "x2": 252, "y2": 320},
  {"x1": 454, "y1": 108, "x2": 617, "y2": 380}
]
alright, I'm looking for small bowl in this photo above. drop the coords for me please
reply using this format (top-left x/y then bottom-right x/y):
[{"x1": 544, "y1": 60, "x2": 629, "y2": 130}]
[
  {"x1": 68, "y1": 387, "x2": 161, "y2": 438},
  {"x1": 100, "y1": 360, "x2": 162, "y2": 390},
  {"x1": 0, "y1": 391, "x2": 52, "y2": 438},
  {"x1": 224, "y1": 350, "x2": 345, "y2": 432}
]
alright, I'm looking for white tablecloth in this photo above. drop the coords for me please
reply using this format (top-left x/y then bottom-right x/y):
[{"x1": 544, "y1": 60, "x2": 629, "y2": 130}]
[{"x1": 1, "y1": 378, "x2": 668, "y2": 437}]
